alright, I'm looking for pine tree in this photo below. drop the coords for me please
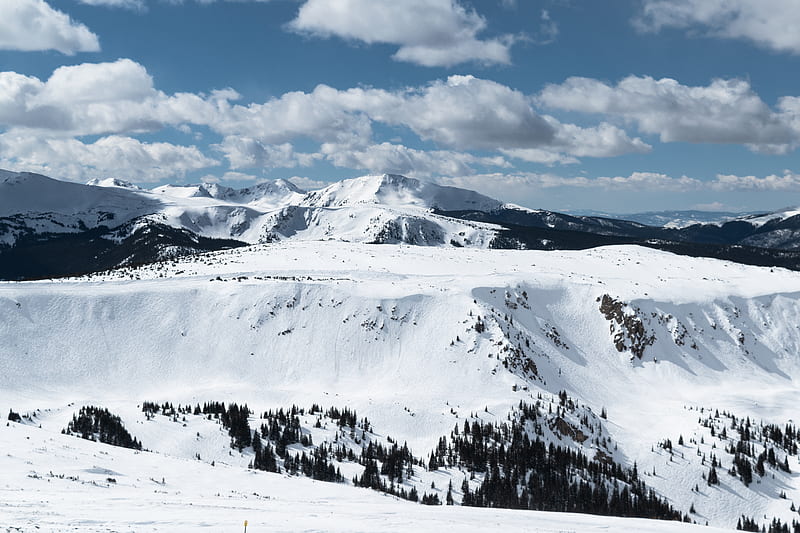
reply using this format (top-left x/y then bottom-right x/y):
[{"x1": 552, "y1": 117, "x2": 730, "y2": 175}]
[{"x1": 707, "y1": 466, "x2": 719, "y2": 486}]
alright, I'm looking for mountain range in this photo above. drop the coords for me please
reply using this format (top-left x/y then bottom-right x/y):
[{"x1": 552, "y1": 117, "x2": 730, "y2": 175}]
[
  {"x1": 4, "y1": 169, "x2": 800, "y2": 531},
  {"x1": 3, "y1": 169, "x2": 800, "y2": 280}
]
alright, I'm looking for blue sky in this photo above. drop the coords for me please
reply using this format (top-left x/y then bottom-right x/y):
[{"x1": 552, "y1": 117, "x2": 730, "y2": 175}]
[{"x1": 2, "y1": 0, "x2": 800, "y2": 213}]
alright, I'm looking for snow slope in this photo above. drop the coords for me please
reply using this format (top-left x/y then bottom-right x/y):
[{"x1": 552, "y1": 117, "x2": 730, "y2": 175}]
[
  {"x1": 301, "y1": 174, "x2": 502, "y2": 212},
  {"x1": 1, "y1": 420, "x2": 732, "y2": 532},
  {"x1": 0, "y1": 171, "x2": 162, "y2": 247},
  {"x1": 0, "y1": 170, "x2": 501, "y2": 249},
  {"x1": 3, "y1": 242, "x2": 800, "y2": 529}
]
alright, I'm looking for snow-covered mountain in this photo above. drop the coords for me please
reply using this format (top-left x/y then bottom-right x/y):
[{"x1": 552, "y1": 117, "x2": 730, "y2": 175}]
[
  {"x1": 301, "y1": 173, "x2": 502, "y2": 211},
  {"x1": 575, "y1": 209, "x2": 750, "y2": 228},
  {"x1": 3, "y1": 241, "x2": 800, "y2": 531},
  {"x1": 5, "y1": 169, "x2": 800, "y2": 529},
  {"x1": 6, "y1": 169, "x2": 800, "y2": 281},
  {"x1": 0, "y1": 170, "x2": 161, "y2": 247},
  {"x1": 0, "y1": 170, "x2": 501, "y2": 251},
  {"x1": 577, "y1": 208, "x2": 800, "y2": 249}
]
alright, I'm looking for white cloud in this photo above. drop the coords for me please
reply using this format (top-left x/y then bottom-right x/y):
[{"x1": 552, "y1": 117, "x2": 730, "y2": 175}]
[
  {"x1": 214, "y1": 86, "x2": 373, "y2": 148},
  {"x1": 216, "y1": 137, "x2": 320, "y2": 169},
  {"x1": 37, "y1": 59, "x2": 154, "y2": 105},
  {"x1": 287, "y1": 176, "x2": 330, "y2": 190},
  {"x1": 374, "y1": 75, "x2": 556, "y2": 150},
  {"x1": 0, "y1": 134, "x2": 218, "y2": 181},
  {"x1": 321, "y1": 142, "x2": 510, "y2": 177},
  {"x1": 0, "y1": 59, "x2": 238, "y2": 136},
  {"x1": 288, "y1": 0, "x2": 513, "y2": 67},
  {"x1": 439, "y1": 170, "x2": 800, "y2": 205},
  {"x1": 534, "y1": 10, "x2": 559, "y2": 45},
  {"x1": 548, "y1": 120, "x2": 651, "y2": 158},
  {"x1": 0, "y1": 61, "x2": 651, "y2": 172},
  {"x1": 0, "y1": 0, "x2": 100, "y2": 55},
  {"x1": 692, "y1": 201, "x2": 732, "y2": 211},
  {"x1": 200, "y1": 171, "x2": 259, "y2": 184},
  {"x1": 322, "y1": 76, "x2": 648, "y2": 160},
  {"x1": 0, "y1": 60, "x2": 658, "y2": 180},
  {"x1": 78, "y1": 0, "x2": 145, "y2": 10},
  {"x1": 711, "y1": 171, "x2": 800, "y2": 191},
  {"x1": 499, "y1": 149, "x2": 579, "y2": 166},
  {"x1": 636, "y1": 0, "x2": 800, "y2": 55},
  {"x1": 438, "y1": 171, "x2": 703, "y2": 198},
  {"x1": 539, "y1": 75, "x2": 799, "y2": 152}
]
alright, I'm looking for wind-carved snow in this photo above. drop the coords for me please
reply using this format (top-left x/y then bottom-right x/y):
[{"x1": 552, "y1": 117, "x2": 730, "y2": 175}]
[{"x1": 3, "y1": 242, "x2": 800, "y2": 529}]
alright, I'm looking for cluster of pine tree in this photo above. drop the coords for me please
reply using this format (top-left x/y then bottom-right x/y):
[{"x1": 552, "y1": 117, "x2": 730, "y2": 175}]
[
  {"x1": 141, "y1": 401, "x2": 195, "y2": 418},
  {"x1": 259, "y1": 406, "x2": 308, "y2": 457},
  {"x1": 737, "y1": 515, "x2": 800, "y2": 532},
  {"x1": 696, "y1": 408, "x2": 794, "y2": 489},
  {"x1": 63, "y1": 406, "x2": 142, "y2": 450},
  {"x1": 143, "y1": 401, "x2": 254, "y2": 450},
  {"x1": 133, "y1": 398, "x2": 689, "y2": 520},
  {"x1": 428, "y1": 399, "x2": 685, "y2": 521},
  {"x1": 353, "y1": 440, "x2": 424, "y2": 502},
  {"x1": 283, "y1": 443, "x2": 343, "y2": 482},
  {"x1": 249, "y1": 405, "x2": 347, "y2": 485}
]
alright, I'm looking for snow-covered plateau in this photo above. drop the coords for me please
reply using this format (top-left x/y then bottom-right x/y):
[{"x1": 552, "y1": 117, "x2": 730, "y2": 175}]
[{"x1": 4, "y1": 239, "x2": 800, "y2": 531}]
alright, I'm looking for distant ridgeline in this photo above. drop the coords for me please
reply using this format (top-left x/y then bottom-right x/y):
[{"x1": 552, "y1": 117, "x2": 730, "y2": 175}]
[
  {"x1": 4, "y1": 171, "x2": 800, "y2": 279},
  {"x1": 437, "y1": 208, "x2": 800, "y2": 272},
  {"x1": 0, "y1": 220, "x2": 246, "y2": 281}
]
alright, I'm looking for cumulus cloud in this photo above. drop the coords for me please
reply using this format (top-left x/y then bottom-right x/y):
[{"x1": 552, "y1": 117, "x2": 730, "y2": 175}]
[
  {"x1": 200, "y1": 171, "x2": 259, "y2": 184},
  {"x1": 499, "y1": 122, "x2": 651, "y2": 165},
  {"x1": 321, "y1": 142, "x2": 510, "y2": 177},
  {"x1": 0, "y1": 60, "x2": 652, "y2": 174},
  {"x1": 214, "y1": 86, "x2": 373, "y2": 148},
  {"x1": 0, "y1": 59, "x2": 238, "y2": 136},
  {"x1": 0, "y1": 59, "x2": 659, "y2": 180},
  {"x1": 439, "y1": 170, "x2": 800, "y2": 207},
  {"x1": 636, "y1": 0, "x2": 800, "y2": 55},
  {"x1": 539, "y1": 75, "x2": 799, "y2": 152},
  {"x1": 288, "y1": 0, "x2": 513, "y2": 67},
  {"x1": 374, "y1": 75, "x2": 556, "y2": 150},
  {"x1": 76, "y1": 0, "x2": 280, "y2": 8},
  {"x1": 0, "y1": 0, "x2": 100, "y2": 54},
  {"x1": 441, "y1": 171, "x2": 702, "y2": 193},
  {"x1": 711, "y1": 171, "x2": 800, "y2": 191},
  {"x1": 287, "y1": 176, "x2": 329, "y2": 190},
  {"x1": 317, "y1": 76, "x2": 648, "y2": 161},
  {"x1": 498, "y1": 149, "x2": 579, "y2": 166},
  {"x1": 0, "y1": 134, "x2": 218, "y2": 181},
  {"x1": 216, "y1": 137, "x2": 320, "y2": 169}
]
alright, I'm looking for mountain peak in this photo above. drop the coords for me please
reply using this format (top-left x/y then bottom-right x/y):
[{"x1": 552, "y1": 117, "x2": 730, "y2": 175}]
[
  {"x1": 302, "y1": 173, "x2": 503, "y2": 212},
  {"x1": 87, "y1": 177, "x2": 143, "y2": 190}
]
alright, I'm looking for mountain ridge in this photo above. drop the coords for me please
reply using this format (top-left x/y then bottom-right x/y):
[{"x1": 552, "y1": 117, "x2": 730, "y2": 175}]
[
  {"x1": 4, "y1": 169, "x2": 800, "y2": 279},
  {"x1": 4, "y1": 241, "x2": 800, "y2": 530}
]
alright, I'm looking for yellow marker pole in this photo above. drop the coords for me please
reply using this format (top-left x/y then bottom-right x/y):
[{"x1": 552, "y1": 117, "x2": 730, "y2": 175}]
[{"x1": 244, "y1": 520, "x2": 248, "y2": 533}]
